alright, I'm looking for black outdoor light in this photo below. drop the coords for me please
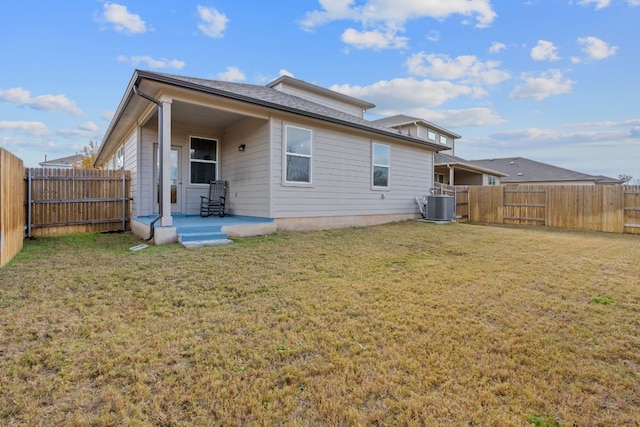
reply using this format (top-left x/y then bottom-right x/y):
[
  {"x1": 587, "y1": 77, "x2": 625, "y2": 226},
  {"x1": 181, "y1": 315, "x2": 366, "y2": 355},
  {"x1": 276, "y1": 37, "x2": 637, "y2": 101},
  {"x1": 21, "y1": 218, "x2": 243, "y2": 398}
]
[{"x1": 238, "y1": 144, "x2": 246, "y2": 152}]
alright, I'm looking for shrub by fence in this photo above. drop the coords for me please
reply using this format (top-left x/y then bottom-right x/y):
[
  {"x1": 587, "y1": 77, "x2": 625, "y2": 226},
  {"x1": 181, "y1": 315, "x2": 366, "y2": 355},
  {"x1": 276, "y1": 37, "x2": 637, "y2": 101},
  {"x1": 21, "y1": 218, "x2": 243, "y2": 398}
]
[
  {"x1": 0, "y1": 149, "x2": 25, "y2": 267},
  {"x1": 451, "y1": 184, "x2": 640, "y2": 235},
  {"x1": 26, "y1": 168, "x2": 131, "y2": 237}
]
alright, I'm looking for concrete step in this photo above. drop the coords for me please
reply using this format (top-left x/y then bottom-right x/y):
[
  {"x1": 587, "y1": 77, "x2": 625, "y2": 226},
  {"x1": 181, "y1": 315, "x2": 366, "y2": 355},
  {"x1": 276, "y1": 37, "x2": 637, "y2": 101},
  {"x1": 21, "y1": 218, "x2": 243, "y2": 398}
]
[
  {"x1": 177, "y1": 225, "x2": 232, "y2": 248},
  {"x1": 179, "y1": 231, "x2": 228, "y2": 242},
  {"x1": 180, "y1": 238, "x2": 233, "y2": 249}
]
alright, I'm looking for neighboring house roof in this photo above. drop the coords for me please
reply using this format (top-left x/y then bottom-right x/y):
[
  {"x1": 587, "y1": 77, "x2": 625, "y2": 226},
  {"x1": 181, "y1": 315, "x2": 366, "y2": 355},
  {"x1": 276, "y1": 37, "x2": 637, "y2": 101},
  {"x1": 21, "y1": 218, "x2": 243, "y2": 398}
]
[
  {"x1": 39, "y1": 154, "x2": 84, "y2": 168},
  {"x1": 373, "y1": 114, "x2": 461, "y2": 139},
  {"x1": 466, "y1": 157, "x2": 622, "y2": 184},
  {"x1": 435, "y1": 153, "x2": 507, "y2": 177},
  {"x1": 97, "y1": 70, "x2": 451, "y2": 165}
]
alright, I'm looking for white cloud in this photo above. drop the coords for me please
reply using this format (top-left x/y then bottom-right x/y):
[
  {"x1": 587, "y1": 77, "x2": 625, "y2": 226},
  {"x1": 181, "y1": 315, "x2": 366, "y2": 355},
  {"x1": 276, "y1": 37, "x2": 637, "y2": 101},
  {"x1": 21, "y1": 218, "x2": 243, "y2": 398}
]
[
  {"x1": 57, "y1": 121, "x2": 101, "y2": 138},
  {"x1": 489, "y1": 42, "x2": 506, "y2": 54},
  {"x1": 426, "y1": 30, "x2": 440, "y2": 42},
  {"x1": 279, "y1": 69, "x2": 295, "y2": 77},
  {"x1": 117, "y1": 55, "x2": 185, "y2": 69},
  {"x1": 341, "y1": 28, "x2": 408, "y2": 49},
  {"x1": 509, "y1": 69, "x2": 574, "y2": 100},
  {"x1": 300, "y1": 0, "x2": 496, "y2": 50},
  {"x1": 216, "y1": 66, "x2": 246, "y2": 82},
  {"x1": 0, "y1": 120, "x2": 50, "y2": 137},
  {"x1": 576, "y1": 0, "x2": 611, "y2": 9},
  {"x1": 101, "y1": 110, "x2": 115, "y2": 121},
  {"x1": 331, "y1": 77, "x2": 484, "y2": 112},
  {"x1": 0, "y1": 87, "x2": 83, "y2": 115},
  {"x1": 406, "y1": 53, "x2": 510, "y2": 85},
  {"x1": 577, "y1": 36, "x2": 618, "y2": 60},
  {"x1": 197, "y1": 5, "x2": 229, "y2": 38},
  {"x1": 98, "y1": 3, "x2": 146, "y2": 35},
  {"x1": 404, "y1": 107, "x2": 505, "y2": 127},
  {"x1": 530, "y1": 40, "x2": 561, "y2": 61},
  {"x1": 301, "y1": 0, "x2": 497, "y2": 31},
  {"x1": 567, "y1": 118, "x2": 640, "y2": 128}
]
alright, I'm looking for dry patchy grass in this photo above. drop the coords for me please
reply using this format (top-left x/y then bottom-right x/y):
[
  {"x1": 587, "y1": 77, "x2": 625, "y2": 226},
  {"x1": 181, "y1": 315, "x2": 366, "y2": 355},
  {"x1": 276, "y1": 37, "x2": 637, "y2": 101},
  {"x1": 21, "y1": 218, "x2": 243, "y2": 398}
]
[{"x1": 0, "y1": 222, "x2": 639, "y2": 426}]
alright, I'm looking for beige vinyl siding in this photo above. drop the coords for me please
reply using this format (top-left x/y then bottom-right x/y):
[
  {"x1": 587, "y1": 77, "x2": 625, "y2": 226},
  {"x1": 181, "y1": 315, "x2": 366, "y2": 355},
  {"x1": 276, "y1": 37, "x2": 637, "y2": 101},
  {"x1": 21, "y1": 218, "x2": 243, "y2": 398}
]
[
  {"x1": 123, "y1": 129, "x2": 139, "y2": 217},
  {"x1": 219, "y1": 118, "x2": 271, "y2": 217},
  {"x1": 138, "y1": 126, "x2": 156, "y2": 215},
  {"x1": 270, "y1": 119, "x2": 433, "y2": 218}
]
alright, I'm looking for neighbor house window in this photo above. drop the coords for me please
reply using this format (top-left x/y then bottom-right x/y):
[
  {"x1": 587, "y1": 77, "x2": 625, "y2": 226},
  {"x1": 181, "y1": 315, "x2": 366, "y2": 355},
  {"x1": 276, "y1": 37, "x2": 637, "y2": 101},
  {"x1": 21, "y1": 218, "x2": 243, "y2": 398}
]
[
  {"x1": 372, "y1": 143, "x2": 390, "y2": 188},
  {"x1": 285, "y1": 125, "x2": 312, "y2": 183},
  {"x1": 427, "y1": 131, "x2": 436, "y2": 141},
  {"x1": 435, "y1": 173, "x2": 445, "y2": 184},
  {"x1": 488, "y1": 175, "x2": 497, "y2": 186},
  {"x1": 440, "y1": 135, "x2": 448, "y2": 145},
  {"x1": 190, "y1": 136, "x2": 218, "y2": 184}
]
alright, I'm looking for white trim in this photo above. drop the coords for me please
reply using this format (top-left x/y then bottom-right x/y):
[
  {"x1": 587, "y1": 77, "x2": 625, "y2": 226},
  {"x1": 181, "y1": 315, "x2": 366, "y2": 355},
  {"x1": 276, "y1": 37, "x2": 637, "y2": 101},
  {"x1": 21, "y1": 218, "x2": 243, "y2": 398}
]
[
  {"x1": 372, "y1": 142, "x2": 390, "y2": 190},
  {"x1": 283, "y1": 124, "x2": 313, "y2": 186},
  {"x1": 189, "y1": 135, "x2": 219, "y2": 185}
]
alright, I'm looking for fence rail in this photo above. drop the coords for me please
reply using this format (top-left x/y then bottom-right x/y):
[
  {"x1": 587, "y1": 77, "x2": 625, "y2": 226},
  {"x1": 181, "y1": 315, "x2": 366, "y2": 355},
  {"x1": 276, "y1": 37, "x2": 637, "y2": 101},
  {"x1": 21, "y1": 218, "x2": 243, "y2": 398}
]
[
  {"x1": 447, "y1": 184, "x2": 640, "y2": 235},
  {"x1": 25, "y1": 168, "x2": 131, "y2": 237},
  {"x1": 0, "y1": 149, "x2": 25, "y2": 267}
]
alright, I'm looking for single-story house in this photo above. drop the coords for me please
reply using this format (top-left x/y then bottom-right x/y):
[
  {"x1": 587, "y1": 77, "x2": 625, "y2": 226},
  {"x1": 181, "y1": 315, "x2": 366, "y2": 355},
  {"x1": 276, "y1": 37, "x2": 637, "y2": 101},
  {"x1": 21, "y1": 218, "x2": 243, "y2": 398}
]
[
  {"x1": 463, "y1": 157, "x2": 623, "y2": 185},
  {"x1": 95, "y1": 70, "x2": 459, "y2": 244},
  {"x1": 434, "y1": 153, "x2": 507, "y2": 186},
  {"x1": 39, "y1": 154, "x2": 85, "y2": 169}
]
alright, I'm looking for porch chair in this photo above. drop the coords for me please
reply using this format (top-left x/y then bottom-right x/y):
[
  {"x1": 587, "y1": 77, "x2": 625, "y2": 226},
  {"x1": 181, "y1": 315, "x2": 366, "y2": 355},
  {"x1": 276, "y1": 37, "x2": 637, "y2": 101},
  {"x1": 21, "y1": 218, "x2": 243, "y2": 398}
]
[{"x1": 200, "y1": 180, "x2": 228, "y2": 217}]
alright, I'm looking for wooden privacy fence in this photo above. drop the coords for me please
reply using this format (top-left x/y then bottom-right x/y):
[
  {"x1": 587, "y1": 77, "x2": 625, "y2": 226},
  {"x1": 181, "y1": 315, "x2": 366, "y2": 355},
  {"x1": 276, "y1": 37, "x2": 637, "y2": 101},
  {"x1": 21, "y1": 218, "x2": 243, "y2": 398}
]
[
  {"x1": 452, "y1": 184, "x2": 640, "y2": 235},
  {"x1": 26, "y1": 168, "x2": 132, "y2": 237},
  {"x1": 0, "y1": 148, "x2": 25, "y2": 267}
]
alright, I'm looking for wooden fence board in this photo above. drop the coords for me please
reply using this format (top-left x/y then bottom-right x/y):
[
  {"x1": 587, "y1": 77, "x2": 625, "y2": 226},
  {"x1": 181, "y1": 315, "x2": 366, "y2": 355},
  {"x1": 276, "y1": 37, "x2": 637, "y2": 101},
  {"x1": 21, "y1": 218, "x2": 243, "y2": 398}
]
[
  {"x1": 623, "y1": 186, "x2": 640, "y2": 234},
  {"x1": 459, "y1": 184, "x2": 638, "y2": 235},
  {"x1": 0, "y1": 148, "x2": 25, "y2": 267},
  {"x1": 26, "y1": 168, "x2": 131, "y2": 237}
]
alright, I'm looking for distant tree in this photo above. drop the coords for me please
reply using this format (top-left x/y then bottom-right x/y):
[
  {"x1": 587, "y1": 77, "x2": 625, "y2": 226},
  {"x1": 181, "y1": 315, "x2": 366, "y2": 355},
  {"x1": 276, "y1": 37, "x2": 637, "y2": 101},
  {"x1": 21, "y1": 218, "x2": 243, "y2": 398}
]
[
  {"x1": 77, "y1": 140, "x2": 100, "y2": 169},
  {"x1": 618, "y1": 174, "x2": 633, "y2": 184}
]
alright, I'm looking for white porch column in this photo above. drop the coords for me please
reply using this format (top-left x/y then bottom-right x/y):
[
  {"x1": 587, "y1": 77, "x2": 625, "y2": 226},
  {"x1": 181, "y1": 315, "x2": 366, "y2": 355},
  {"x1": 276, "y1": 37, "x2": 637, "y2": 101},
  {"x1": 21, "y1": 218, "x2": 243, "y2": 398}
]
[
  {"x1": 448, "y1": 165, "x2": 455, "y2": 186},
  {"x1": 160, "y1": 97, "x2": 173, "y2": 226}
]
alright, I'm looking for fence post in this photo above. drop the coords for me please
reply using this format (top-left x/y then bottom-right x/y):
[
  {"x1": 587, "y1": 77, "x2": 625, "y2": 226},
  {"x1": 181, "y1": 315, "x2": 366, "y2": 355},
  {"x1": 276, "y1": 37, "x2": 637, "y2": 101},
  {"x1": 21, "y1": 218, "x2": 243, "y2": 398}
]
[
  {"x1": 26, "y1": 168, "x2": 32, "y2": 238},
  {"x1": 122, "y1": 173, "x2": 126, "y2": 231}
]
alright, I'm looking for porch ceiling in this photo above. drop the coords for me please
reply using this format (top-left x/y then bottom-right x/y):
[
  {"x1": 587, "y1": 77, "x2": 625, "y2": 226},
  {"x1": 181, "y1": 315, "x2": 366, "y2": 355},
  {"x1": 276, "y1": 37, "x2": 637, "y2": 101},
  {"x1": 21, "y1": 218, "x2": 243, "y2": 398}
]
[{"x1": 143, "y1": 100, "x2": 251, "y2": 130}]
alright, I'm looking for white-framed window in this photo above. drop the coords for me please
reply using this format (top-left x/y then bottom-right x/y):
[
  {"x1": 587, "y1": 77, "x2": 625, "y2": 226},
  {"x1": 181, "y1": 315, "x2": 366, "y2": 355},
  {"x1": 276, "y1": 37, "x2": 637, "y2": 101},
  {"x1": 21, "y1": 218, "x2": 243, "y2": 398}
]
[
  {"x1": 440, "y1": 135, "x2": 448, "y2": 145},
  {"x1": 190, "y1": 136, "x2": 218, "y2": 184},
  {"x1": 427, "y1": 130, "x2": 436, "y2": 141},
  {"x1": 284, "y1": 125, "x2": 312, "y2": 184},
  {"x1": 435, "y1": 173, "x2": 445, "y2": 184},
  {"x1": 488, "y1": 175, "x2": 497, "y2": 186},
  {"x1": 114, "y1": 145, "x2": 124, "y2": 170},
  {"x1": 372, "y1": 142, "x2": 390, "y2": 188}
]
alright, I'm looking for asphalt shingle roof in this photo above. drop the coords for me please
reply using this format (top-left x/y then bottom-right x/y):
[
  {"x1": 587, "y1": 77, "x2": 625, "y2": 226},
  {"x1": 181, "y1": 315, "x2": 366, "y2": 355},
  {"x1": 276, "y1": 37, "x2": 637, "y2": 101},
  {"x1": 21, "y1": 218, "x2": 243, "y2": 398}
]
[
  {"x1": 153, "y1": 72, "x2": 446, "y2": 149},
  {"x1": 466, "y1": 157, "x2": 620, "y2": 183}
]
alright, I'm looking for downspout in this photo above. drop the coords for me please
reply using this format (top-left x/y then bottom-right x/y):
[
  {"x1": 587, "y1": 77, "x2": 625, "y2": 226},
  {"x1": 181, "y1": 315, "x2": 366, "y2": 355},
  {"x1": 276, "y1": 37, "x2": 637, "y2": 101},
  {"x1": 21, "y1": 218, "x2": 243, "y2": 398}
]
[{"x1": 133, "y1": 84, "x2": 163, "y2": 242}]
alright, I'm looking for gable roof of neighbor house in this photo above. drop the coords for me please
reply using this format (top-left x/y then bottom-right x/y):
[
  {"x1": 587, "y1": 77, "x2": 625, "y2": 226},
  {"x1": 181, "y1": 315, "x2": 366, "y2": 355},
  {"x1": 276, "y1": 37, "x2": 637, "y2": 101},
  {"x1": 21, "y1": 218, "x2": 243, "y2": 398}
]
[
  {"x1": 39, "y1": 154, "x2": 85, "y2": 168},
  {"x1": 97, "y1": 70, "x2": 455, "y2": 165},
  {"x1": 435, "y1": 153, "x2": 507, "y2": 177},
  {"x1": 372, "y1": 114, "x2": 461, "y2": 139},
  {"x1": 467, "y1": 157, "x2": 622, "y2": 184}
]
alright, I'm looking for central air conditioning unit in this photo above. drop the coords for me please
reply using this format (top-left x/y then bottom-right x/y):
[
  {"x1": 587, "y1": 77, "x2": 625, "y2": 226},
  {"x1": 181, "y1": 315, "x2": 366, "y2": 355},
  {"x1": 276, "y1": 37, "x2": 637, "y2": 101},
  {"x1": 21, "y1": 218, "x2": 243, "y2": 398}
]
[{"x1": 426, "y1": 195, "x2": 455, "y2": 221}]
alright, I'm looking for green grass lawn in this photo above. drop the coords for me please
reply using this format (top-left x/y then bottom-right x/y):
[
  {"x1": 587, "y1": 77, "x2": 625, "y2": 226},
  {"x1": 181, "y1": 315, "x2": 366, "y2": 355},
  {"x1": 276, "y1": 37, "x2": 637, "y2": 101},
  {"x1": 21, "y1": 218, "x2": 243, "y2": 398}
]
[{"x1": 1, "y1": 222, "x2": 639, "y2": 426}]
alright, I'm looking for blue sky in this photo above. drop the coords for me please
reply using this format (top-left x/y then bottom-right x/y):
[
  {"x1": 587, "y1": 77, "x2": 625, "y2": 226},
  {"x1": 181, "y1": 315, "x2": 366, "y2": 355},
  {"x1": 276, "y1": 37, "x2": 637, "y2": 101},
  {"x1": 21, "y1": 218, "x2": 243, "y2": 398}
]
[{"x1": 1, "y1": 0, "x2": 638, "y2": 182}]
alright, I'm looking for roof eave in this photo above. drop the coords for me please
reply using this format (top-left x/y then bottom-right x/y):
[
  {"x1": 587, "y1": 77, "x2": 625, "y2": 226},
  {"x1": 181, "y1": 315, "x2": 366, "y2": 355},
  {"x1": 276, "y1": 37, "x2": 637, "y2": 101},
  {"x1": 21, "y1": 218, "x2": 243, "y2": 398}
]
[{"x1": 128, "y1": 71, "x2": 447, "y2": 152}]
